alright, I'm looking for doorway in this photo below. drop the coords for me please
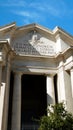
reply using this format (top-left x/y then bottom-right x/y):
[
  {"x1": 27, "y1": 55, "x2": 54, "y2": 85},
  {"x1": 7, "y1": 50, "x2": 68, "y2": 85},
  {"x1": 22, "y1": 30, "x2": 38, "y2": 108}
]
[{"x1": 21, "y1": 74, "x2": 47, "y2": 129}]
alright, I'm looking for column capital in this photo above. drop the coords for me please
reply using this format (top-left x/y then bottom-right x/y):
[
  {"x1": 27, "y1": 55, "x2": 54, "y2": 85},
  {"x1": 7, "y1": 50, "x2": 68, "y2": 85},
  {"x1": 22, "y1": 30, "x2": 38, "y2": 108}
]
[
  {"x1": 58, "y1": 66, "x2": 64, "y2": 73},
  {"x1": 47, "y1": 74, "x2": 55, "y2": 77},
  {"x1": 13, "y1": 71, "x2": 22, "y2": 76}
]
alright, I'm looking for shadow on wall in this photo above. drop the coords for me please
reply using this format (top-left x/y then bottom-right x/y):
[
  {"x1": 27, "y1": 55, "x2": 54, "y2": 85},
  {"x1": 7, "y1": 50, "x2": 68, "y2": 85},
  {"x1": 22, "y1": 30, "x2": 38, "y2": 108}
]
[{"x1": 47, "y1": 94, "x2": 54, "y2": 105}]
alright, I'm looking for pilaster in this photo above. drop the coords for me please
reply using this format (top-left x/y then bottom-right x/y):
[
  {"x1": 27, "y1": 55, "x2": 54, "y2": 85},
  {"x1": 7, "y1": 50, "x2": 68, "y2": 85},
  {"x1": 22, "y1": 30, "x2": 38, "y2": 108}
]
[
  {"x1": 1, "y1": 59, "x2": 11, "y2": 130},
  {"x1": 57, "y1": 67, "x2": 73, "y2": 114}
]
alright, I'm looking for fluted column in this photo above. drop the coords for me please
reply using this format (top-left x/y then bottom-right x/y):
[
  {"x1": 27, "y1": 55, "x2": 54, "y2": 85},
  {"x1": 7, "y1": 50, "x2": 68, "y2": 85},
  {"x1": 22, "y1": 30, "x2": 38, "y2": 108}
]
[
  {"x1": 11, "y1": 72, "x2": 21, "y2": 130},
  {"x1": 46, "y1": 75, "x2": 55, "y2": 108}
]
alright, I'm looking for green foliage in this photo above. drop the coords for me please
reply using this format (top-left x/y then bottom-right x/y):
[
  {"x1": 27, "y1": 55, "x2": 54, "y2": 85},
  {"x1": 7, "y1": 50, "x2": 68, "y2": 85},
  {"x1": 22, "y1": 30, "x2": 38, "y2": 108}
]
[{"x1": 38, "y1": 103, "x2": 73, "y2": 130}]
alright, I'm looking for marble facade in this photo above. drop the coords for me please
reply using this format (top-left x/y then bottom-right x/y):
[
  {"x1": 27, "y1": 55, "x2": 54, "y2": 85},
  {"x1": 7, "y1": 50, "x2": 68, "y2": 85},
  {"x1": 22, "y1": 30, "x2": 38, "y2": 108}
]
[{"x1": 0, "y1": 23, "x2": 73, "y2": 130}]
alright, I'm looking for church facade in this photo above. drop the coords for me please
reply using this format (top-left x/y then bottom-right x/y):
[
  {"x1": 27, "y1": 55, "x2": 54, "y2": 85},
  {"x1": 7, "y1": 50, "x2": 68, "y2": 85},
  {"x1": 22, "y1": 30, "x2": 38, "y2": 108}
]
[{"x1": 0, "y1": 22, "x2": 73, "y2": 130}]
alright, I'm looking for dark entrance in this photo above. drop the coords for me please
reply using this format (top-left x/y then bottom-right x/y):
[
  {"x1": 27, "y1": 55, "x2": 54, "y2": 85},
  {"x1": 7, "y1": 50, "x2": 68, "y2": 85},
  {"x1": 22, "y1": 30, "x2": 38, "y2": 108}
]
[{"x1": 21, "y1": 74, "x2": 47, "y2": 130}]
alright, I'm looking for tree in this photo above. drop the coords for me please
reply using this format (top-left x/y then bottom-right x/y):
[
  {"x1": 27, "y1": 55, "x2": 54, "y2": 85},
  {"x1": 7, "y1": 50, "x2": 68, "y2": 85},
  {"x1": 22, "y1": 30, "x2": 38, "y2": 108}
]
[{"x1": 38, "y1": 103, "x2": 73, "y2": 130}]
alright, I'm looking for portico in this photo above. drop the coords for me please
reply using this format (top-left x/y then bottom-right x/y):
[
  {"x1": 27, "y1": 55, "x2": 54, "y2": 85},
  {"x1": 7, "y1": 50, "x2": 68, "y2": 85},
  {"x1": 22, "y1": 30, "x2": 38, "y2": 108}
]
[
  {"x1": 8, "y1": 71, "x2": 56, "y2": 130},
  {"x1": 0, "y1": 23, "x2": 73, "y2": 130}
]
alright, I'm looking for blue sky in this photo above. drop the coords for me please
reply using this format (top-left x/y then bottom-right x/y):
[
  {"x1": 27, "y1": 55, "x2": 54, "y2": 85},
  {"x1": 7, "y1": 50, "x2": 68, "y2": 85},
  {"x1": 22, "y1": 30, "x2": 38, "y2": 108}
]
[{"x1": 0, "y1": 0, "x2": 73, "y2": 35}]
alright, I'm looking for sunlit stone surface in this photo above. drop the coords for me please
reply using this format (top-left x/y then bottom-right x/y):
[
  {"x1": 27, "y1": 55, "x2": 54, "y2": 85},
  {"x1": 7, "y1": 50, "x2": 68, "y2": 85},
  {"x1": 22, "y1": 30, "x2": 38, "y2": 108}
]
[{"x1": 0, "y1": 23, "x2": 73, "y2": 130}]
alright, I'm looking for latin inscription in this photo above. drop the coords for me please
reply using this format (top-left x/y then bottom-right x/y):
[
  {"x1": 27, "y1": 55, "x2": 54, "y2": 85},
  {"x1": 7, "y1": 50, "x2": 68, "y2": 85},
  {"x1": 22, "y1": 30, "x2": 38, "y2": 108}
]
[{"x1": 12, "y1": 32, "x2": 55, "y2": 56}]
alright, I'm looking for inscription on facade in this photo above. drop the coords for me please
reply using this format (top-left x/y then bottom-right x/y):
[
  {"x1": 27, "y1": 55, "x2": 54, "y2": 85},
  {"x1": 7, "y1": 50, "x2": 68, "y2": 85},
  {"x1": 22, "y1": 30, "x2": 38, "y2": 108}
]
[{"x1": 12, "y1": 31, "x2": 55, "y2": 56}]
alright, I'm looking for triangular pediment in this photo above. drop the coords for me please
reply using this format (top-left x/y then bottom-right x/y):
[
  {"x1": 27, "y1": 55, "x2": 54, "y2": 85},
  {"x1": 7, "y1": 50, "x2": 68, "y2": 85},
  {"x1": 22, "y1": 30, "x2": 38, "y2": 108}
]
[
  {"x1": 16, "y1": 23, "x2": 53, "y2": 34},
  {"x1": 10, "y1": 23, "x2": 73, "y2": 57},
  {"x1": 0, "y1": 22, "x2": 73, "y2": 57},
  {"x1": 11, "y1": 29, "x2": 56, "y2": 56},
  {"x1": 12, "y1": 23, "x2": 55, "y2": 42}
]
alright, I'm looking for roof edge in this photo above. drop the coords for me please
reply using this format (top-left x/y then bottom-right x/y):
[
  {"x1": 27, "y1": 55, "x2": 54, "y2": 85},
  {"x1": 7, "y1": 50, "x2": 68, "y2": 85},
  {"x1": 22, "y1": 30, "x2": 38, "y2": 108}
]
[
  {"x1": 0, "y1": 22, "x2": 73, "y2": 41},
  {"x1": 16, "y1": 23, "x2": 53, "y2": 34},
  {"x1": 0, "y1": 22, "x2": 16, "y2": 31},
  {"x1": 53, "y1": 26, "x2": 73, "y2": 40}
]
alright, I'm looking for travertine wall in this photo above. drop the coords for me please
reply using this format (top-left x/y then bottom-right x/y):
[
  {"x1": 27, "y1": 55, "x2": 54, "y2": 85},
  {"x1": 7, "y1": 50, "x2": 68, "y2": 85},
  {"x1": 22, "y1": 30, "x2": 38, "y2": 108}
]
[{"x1": 0, "y1": 23, "x2": 73, "y2": 130}]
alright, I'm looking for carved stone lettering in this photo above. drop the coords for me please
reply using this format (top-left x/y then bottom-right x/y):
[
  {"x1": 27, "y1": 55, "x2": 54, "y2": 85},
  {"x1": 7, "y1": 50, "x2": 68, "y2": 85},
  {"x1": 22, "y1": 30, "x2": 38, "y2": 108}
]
[{"x1": 12, "y1": 31, "x2": 55, "y2": 56}]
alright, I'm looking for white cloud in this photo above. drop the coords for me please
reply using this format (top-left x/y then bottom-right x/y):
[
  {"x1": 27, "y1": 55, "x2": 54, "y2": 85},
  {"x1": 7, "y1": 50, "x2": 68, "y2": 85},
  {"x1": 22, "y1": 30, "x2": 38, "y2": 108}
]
[
  {"x1": 11, "y1": 10, "x2": 42, "y2": 24},
  {"x1": 28, "y1": 0, "x2": 66, "y2": 17},
  {"x1": 10, "y1": 0, "x2": 73, "y2": 25},
  {"x1": 1, "y1": 0, "x2": 73, "y2": 26},
  {"x1": 17, "y1": 11, "x2": 31, "y2": 17},
  {"x1": 13, "y1": 10, "x2": 40, "y2": 19},
  {"x1": 28, "y1": 0, "x2": 73, "y2": 18}
]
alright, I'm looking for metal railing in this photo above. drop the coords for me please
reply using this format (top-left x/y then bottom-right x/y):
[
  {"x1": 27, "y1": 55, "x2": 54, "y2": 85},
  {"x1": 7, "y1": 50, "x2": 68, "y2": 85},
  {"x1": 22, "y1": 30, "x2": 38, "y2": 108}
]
[{"x1": 21, "y1": 124, "x2": 39, "y2": 130}]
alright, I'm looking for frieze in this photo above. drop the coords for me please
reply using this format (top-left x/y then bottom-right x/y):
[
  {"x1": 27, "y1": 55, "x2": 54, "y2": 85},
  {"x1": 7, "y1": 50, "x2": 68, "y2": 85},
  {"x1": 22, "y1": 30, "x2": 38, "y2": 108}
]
[{"x1": 12, "y1": 31, "x2": 56, "y2": 56}]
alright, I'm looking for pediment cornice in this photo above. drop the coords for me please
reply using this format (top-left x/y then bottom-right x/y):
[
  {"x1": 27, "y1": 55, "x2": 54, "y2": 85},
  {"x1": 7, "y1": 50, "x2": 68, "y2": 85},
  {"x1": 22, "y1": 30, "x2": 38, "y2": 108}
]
[
  {"x1": 0, "y1": 22, "x2": 16, "y2": 32},
  {"x1": 0, "y1": 22, "x2": 73, "y2": 46},
  {"x1": 13, "y1": 23, "x2": 73, "y2": 44},
  {"x1": 53, "y1": 26, "x2": 73, "y2": 45},
  {"x1": 12, "y1": 23, "x2": 55, "y2": 41}
]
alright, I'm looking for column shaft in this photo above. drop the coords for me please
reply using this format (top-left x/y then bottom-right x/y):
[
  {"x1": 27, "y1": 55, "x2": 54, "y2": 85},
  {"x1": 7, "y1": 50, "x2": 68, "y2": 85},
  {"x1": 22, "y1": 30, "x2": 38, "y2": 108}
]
[
  {"x1": 46, "y1": 75, "x2": 55, "y2": 107},
  {"x1": 70, "y1": 68, "x2": 73, "y2": 98},
  {"x1": 0, "y1": 65, "x2": 2, "y2": 130},
  {"x1": 1, "y1": 63, "x2": 11, "y2": 130},
  {"x1": 0, "y1": 65, "x2": 2, "y2": 89},
  {"x1": 57, "y1": 68, "x2": 66, "y2": 102},
  {"x1": 58, "y1": 68, "x2": 73, "y2": 114},
  {"x1": 11, "y1": 72, "x2": 21, "y2": 130}
]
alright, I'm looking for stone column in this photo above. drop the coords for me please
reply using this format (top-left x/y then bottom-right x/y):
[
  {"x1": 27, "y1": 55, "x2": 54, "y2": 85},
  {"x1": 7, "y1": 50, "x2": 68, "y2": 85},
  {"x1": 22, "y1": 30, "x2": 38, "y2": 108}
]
[
  {"x1": 0, "y1": 65, "x2": 2, "y2": 89},
  {"x1": 1, "y1": 61, "x2": 11, "y2": 130},
  {"x1": 46, "y1": 75, "x2": 55, "y2": 108},
  {"x1": 57, "y1": 67, "x2": 66, "y2": 103},
  {"x1": 0, "y1": 65, "x2": 2, "y2": 130},
  {"x1": 11, "y1": 72, "x2": 21, "y2": 130},
  {"x1": 70, "y1": 68, "x2": 73, "y2": 98},
  {"x1": 58, "y1": 67, "x2": 73, "y2": 114}
]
